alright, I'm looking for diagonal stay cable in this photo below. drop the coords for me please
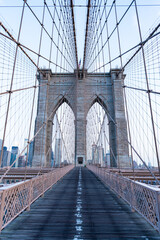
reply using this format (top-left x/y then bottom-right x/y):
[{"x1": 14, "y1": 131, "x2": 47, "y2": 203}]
[{"x1": 0, "y1": 82, "x2": 76, "y2": 183}]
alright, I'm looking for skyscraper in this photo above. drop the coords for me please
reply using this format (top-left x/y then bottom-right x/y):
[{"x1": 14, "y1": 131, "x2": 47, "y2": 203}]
[
  {"x1": 24, "y1": 138, "x2": 28, "y2": 155},
  {"x1": 51, "y1": 151, "x2": 54, "y2": 167},
  {"x1": 0, "y1": 146, "x2": 9, "y2": 167},
  {"x1": 18, "y1": 156, "x2": 25, "y2": 167},
  {"x1": 105, "y1": 152, "x2": 110, "y2": 167},
  {"x1": 98, "y1": 145, "x2": 104, "y2": 167},
  {"x1": 28, "y1": 141, "x2": 34, "y2": 167},
  {"x1": 10, "y1": 146, "x2": 19, "y2": 168},
  {"x1": 92, "y1": 142, "x2": 97, "y2": 164},
  {"x1": 11, "y1": 146, "x2": 19, "y2": 155},
  {"x1": 54, "y1": 139, "x2": 61, "y2": 167}
]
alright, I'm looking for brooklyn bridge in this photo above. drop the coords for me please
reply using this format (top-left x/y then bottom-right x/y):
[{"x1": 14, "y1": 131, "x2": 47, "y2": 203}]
[{"x1": 0, "y1": 0, "x2": 160, "y2": 239}]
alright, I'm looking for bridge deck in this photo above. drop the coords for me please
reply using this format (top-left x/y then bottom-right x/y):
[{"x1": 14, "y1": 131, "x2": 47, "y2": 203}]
[{"x1": 1, "y1": 167, "x2": 160, "y2": 239}]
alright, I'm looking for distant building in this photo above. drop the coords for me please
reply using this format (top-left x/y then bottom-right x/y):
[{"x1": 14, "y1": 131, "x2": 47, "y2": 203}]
[
  {"x1": 28, "y1": 141, "x2": 34, "y2": 167},
  {"x1": 51, "y1": 151, "x2": 54, "y2": 167},
  {"x1": 7, "y1": 151, "x2": 11, "y2": 166},
  {"x1": 92, "y1": 142, "x2": 97, "y2": 164},
  {"x1": 18, "y1": 156, "x2": 25, "y2": 167},
  {"x1": 133, "y1": 160, "x2": 138, "y2": 169},
  {"x1": 10, "y1": 153, "x2": 16, "y2": 168},
  {"x1": 0, "y1": 146, "x2": 9, "y2": 167},
  {"x1": 54, "y1": 139, "x2": 61, "y2": 167},
  {"x1": 87, "y1": 159, "x2": 92, "y2": 164},
  {"x1": 10, "y1": 146, "x2": 19, "y2": 168},
  {"x1": 148, "y1": 161, "x2": 152, "y2": 168},
  {"x1": 105, "y1": 152, "x2": 110, "y2": 167},
  {"x1": 98, "y1": 145, "x2": 104, "y2": 166},
  {"x1": 11, "y1": 146, "x2": 19, "y2": 155},
  {"x1": 24, "y1": 138, "x2": 28, "y2": 155}
]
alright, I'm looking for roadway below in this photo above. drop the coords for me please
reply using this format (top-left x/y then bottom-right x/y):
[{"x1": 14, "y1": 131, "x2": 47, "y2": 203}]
[{"x1": 1, "y1": 167, "x2": 160, "y2": 239}]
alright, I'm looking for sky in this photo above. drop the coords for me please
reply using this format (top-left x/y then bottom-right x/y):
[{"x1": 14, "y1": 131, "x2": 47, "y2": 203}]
[{"x1": 0, "y1": 0, "x2": 159, "y2": 65}]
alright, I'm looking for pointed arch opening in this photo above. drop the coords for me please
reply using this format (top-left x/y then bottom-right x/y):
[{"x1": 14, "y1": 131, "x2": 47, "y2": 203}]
[
  {"x1": 51, "y1": 102, "x2": 75, "y2": 167},
  {"x1": 86, "y1": 101, "x2": 111, "y2": 167}
]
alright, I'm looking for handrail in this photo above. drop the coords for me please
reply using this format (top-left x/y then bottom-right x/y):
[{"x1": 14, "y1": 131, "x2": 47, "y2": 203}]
[
  {"x1": 0, "y1": 165, "x2": 74, "y2": 231},
  {"x1": 87, "y1": 165, "x2": 160, "y2": 232}
]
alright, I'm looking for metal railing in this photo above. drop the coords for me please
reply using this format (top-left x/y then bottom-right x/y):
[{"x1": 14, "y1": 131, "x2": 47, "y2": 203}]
[
  {"x1": 0, "y1": 165, "x2": 74, "y2": 231},
  {"x1": 87, "y1": 165, "x2": 160, "y2": 232}
]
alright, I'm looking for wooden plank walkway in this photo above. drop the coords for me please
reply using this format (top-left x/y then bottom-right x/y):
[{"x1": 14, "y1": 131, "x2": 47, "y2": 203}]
[{"x1": 1, "y1": 167, "x2": 160, "y2": 239}]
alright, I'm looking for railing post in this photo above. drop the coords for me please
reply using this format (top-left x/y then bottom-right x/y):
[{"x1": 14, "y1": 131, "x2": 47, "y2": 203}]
[
  {"x1": 109, "y1": 171, "x2": 112, "y2": 190},
  {"x1": 42, "y1": 175, "x2": 45, "y2": 197},
  {"x1": 104, "y1": 170, "x2": 106, "y2": 184},
  {"x1": 27, "y1": 180, "x2": 33, "y2": 211},
  {"x1": 130, "y1": 181, "x2": 136, "y2": 212},
  {"x1": 58, "y1": 170, "x2": 60, "y2": 181},
  {"x1": 51, "y1": 172, "x2": 53, "y2": 189},
  {"x1": 156, "y1": 191, "x2": 160, "y2": 232},
  {"x1": 61, "y1": 168, "x2": 63, "y2": 181},
  {"x1": 0, "y1": 190, "x2": 6, "y2": 232},
  {"x1": 116, "y1": 174, "x2": 119, "y2": 195},
  {"x1": 55, "y1": 170, "x2": 58, "y2": 183},
  {"x1": 101, "y1": 168, "x2": 103, "y2": 180},
  {"x1": 118, "y1": 176, "x2": 121, "y2": 197},
  {"x1": 106, "y1": 170, "x2": 108, "y2": 183},
  {"x1": 108, "y1": 171, "x2": 110, "y2": 186}
]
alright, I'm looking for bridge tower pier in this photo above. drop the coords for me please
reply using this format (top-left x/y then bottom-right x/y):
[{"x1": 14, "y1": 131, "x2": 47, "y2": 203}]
[{"x1": 75, "y1": 70, "x2": 86, "y2": 166}]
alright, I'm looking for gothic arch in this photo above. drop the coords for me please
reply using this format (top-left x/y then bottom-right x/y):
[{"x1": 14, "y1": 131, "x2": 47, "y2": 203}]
[
  {"x1": 86, "y1": 95, "x2": 117, "y2": 167},
  {"x1": 87, "y1": 96, "x2": 108, "y2": 116},
  {"x1": 48, "y1": 96, "x2": 75, "y2": 122}
]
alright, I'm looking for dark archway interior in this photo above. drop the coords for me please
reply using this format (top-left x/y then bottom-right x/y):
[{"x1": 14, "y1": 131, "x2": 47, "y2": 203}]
[{"x1": 78, "y1": 157, "x2": 83, "y2": 164}]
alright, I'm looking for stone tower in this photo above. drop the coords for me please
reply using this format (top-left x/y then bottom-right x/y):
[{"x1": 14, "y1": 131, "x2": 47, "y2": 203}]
[{"x1": 32, "y1": 69, "x2": 130, "y2": 168}]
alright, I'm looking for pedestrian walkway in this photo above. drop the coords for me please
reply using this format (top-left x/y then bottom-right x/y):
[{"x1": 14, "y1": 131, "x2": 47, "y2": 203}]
[{"x1": 1, "y1": 167, "x2": 160, "y2": 239}]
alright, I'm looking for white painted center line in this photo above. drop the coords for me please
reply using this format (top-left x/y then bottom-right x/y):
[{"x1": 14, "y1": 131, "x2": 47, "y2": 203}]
[{"x1": 73, "y1": 167, "x2": 83, "y2": 240}]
